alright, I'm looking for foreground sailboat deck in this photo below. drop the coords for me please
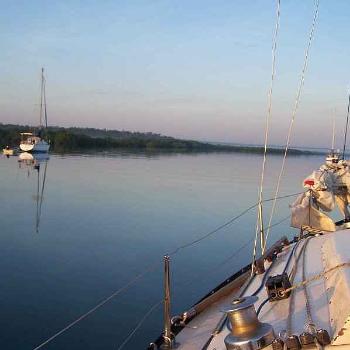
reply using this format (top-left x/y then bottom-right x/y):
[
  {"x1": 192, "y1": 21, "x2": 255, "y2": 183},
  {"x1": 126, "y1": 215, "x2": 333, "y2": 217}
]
[{"x1": 154, "y1": 228, "x2": 350, "y2": 349}]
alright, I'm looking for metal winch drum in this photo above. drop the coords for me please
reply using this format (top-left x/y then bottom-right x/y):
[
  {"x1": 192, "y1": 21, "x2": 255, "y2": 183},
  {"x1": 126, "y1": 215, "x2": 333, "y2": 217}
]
[{"x1": 224, "y1": 296, "x2": 275, "y2": 350}]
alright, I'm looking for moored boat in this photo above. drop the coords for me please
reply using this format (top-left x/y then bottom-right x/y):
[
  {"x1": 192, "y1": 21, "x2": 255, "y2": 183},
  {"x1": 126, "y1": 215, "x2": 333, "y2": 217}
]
[
  {"x1": 2, "y1": 146, "x2": 15, "y2": 156},
  {"x1": 19, "y1": 68, "x2": 50, "y2": 153},
  {"x1": 20, "y1": 133, "x2": 50, "y2": 153}
]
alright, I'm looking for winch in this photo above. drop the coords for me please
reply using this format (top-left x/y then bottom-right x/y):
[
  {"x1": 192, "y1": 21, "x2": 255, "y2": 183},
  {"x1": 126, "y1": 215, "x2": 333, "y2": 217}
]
[{"x1": 224, "y1": 296, "x2": 275, "y2": 350}]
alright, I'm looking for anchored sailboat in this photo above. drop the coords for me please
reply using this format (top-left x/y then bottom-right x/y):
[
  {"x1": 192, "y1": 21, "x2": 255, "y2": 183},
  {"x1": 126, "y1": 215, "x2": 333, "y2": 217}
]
[{"x1": 19, "y1": 68, "x2": 50, "y2": 153}]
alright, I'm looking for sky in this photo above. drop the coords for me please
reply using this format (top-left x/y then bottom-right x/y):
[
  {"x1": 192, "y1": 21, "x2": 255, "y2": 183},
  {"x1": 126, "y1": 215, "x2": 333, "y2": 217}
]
[{"x1": 1, "y1": 0, "x2": 350, "y2": 147}]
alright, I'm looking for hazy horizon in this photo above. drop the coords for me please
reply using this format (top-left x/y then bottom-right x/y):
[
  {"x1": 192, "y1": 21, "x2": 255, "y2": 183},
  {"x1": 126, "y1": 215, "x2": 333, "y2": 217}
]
[{"x1": 1, "y1": 1, "x2": 350, "y2": 148}]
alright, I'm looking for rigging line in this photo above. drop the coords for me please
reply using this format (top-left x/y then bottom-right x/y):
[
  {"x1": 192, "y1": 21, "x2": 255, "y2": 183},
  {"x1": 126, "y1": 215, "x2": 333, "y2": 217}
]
[
  {"x1": 342, "y1": 94, "x2": 350, "y2": 159},
  {"x1": 179, "y1": 236, "x2": 255, "y2": 293},
  {"x1": 251, "y1": 213, "x2": 291, "y2": 274},
  {"x1": 264, "y1": 0, "x2": 320, "y2": 252},
  {"x1": 264, "y1": 191, "x2": 304, "y2": 203},
  {"x1": 168, "y1": 203, "x2": 258, "y2": 256},
  {"x1": 256, "y1": 0, "x2": 281, "y2": 255},
  {"x1": 169, "y1": 192, "x2": 301, "y2": 257},
  {"x1": 32, "y1": 193, "x2": 299, "y2": 350},
  {"x1": 251, "y1": 216, "x2": 260, "y2": 275},
  {"x1": 32, "y1": 261, "x2": 161, "y2": 350},
  {"x1": 286, "y1": 237, "x2": 312, "y2": 335},
  {"x1": 116, "y1": 300, "x2": 163, "y2": 350},
  {"x1": 301, "y1": 237, "x2": 313, "y2": 328},
  {"x1": 183, "y1": 214, "x2": 290, "y2": 292}
]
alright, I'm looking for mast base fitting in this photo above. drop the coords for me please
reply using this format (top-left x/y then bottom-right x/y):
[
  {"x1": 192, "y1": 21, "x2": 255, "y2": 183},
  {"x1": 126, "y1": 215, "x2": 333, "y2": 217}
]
[
  {"x1": 265, "y1": 273, "x2": 292, "y2": 301},
  {"x1": 285, "y1": 335, "x2": 301, "y2": 350},
  {"x1": 159, "y1": 336, "x2": 175, "y2": 350}
]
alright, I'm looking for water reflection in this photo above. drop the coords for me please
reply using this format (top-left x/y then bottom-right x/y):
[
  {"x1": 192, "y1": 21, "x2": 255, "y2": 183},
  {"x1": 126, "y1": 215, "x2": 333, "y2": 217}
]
[{"x1": 18, "y1": 152, "x2": 49, "y2": 233}]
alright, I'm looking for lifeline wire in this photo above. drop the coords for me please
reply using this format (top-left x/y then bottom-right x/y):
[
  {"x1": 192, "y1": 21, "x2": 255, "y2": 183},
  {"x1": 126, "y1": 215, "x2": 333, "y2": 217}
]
[
  {"x1": 32, "y1": 261, "x2": 161, "y2": 350},
  {"x1": 181, "y1": 213, "x2": 290, "y2": 296},
  {"x1": 32, "y1": 192, "x2": 300, "y2": 350},
  {"x1": 116, "y1": 300, "x2": 163, "y2": 350},
  {"x1": 264, "y1": 0, "x2": 320, "y2": 252},
  {"x1": 256, "y1": 0, "x2": 281, "y2": 255},
  {"x1": 169, "y1": 192, "x2": 299, "y2": 257}
]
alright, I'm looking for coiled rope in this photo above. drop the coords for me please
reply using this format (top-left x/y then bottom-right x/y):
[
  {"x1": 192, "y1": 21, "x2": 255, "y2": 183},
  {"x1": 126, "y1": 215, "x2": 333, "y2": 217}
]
[{"x1": 264, "y1": 0, "x2": 320, "y2": 252}]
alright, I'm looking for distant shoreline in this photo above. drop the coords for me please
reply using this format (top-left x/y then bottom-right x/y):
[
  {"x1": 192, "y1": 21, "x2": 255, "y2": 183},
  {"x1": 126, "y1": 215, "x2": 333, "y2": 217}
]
[{"x1": 0, "y1": 123, "x2": 326, "y2": 156}]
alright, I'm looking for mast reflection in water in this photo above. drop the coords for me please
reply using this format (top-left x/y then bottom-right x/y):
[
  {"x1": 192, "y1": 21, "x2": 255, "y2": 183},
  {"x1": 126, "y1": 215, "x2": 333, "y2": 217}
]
[{"x1": 18, "y1": 152, "x2": 49, "y2": 233}]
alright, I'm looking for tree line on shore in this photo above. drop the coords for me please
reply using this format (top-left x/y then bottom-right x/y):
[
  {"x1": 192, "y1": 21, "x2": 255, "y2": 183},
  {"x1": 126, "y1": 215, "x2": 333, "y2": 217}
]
[{"x1": 0, "y1": 123, "x2": 313, "y2": 155}]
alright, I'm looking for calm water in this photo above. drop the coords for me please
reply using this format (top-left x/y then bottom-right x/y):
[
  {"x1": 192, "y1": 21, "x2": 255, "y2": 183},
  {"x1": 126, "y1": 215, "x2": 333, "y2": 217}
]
[{"x1": 0, "y1": 151, "x2": 325, "y2": 349}]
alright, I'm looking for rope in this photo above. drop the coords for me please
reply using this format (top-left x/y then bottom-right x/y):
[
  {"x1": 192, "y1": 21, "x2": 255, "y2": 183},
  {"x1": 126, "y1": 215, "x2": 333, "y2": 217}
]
[
  {"x1": 116, "y1": 300, "x2": 163, "y2": 350},
  {"x1": 264, "y1": 0, "x2": 320, "y2": 252},
  {"x1": 301, "y1": 238, "x2": 313, "y2": 327},
  {"x1": 287, "y1": 237, "x2": 312, "y2": 335},
  {"x1": 32, "y1": 261, "x2": 161, "y2": 350},
  {"x1": 284, "y1": 261, "x2": 350, "y2": 295},
  {"x1": 168, "y1": 191, "x2": 299, "y2": 256},
  {"x1": 256, "y1": 0, "x2": 281, "y2": 255}
]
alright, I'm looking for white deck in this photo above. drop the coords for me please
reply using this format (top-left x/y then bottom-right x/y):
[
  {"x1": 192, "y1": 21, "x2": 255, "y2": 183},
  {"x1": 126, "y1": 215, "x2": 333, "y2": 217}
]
[{"x1": 175, "y1": 230, "x2": 350, "y2": 349}]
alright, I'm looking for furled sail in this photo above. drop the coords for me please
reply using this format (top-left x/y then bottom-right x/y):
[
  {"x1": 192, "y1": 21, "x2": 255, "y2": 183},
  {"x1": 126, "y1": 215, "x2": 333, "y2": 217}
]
[{"x1": 291, "y1": 157, "x2": 350, "y2": 232}]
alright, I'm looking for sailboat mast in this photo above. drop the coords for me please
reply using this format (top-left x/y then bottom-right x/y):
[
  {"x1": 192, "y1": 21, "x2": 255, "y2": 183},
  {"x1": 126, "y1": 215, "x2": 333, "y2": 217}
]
[
  {"x1": 39, "y1": 68, "x2": 45, "y2": 129},
  {"x1": 43, "y1": 74, "x2": 48, "y2": 129},
  {"x1": 342, "y1": 94, "x2": 350, "y2": 159},
  {"x1": 331, "y1": 110, "x2": 336, "y2": 151}
]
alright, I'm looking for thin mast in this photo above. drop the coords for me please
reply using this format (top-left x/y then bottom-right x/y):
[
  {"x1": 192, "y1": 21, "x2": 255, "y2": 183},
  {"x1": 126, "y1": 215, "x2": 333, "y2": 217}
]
[
  {"x1": 342, "y1": 94, "x2": 350, "y2": 159},
  {"x1": 331, "y1": 110, "x2": 336, "y2": 151},
  {"x1": 43, "y1": 76, "x2": 48, "y2": 129},
  {"x1": 39, "y1": 68, "x2": 45, "y2": 128}
]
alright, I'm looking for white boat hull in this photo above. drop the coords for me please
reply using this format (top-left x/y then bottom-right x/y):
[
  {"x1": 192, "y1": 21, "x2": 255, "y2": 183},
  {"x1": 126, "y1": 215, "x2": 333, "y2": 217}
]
[{"x1": 20, "y1": 140, "x2": 50, "y2": 153}]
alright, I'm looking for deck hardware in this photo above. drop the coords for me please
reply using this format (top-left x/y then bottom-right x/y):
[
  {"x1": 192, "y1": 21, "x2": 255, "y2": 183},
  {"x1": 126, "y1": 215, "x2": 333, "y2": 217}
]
[
  {"x1": 271, "y1": 338, "x2": 284, "y2": 350},
  {"x1": 315, "y1": 329, "x2": 331, "y2": 346},
  {"x1": 160, "y1": 255, "x2": 175, "y2": 349},
  {"x1": 285, "y1": 335, "x2": 301, "y2": 350},
  {"x1": 265, "y1": 273, "x2": 292, "y2": 301},
  {"x1": 148, "y1": 343, "x2": 158, "y2": 350},
  {"x1": 224, "y1": 295, "x2": 275, "y2": 350},
  {"x1": 254, "y1": 259, "x2": 266, "y2": 275},
  {"x1": 266, "y1": 251, "x2": 278, "y2": 263},
  {"x1": 299, "y1": 332, "x2": 314, "y2": 346}
]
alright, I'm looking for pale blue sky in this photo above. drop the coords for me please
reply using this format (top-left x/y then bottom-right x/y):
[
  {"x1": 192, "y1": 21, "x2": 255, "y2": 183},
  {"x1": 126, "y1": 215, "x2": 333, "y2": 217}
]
[{"x1": 1, "y1": 0, "x2": 350, "y2": 147}]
